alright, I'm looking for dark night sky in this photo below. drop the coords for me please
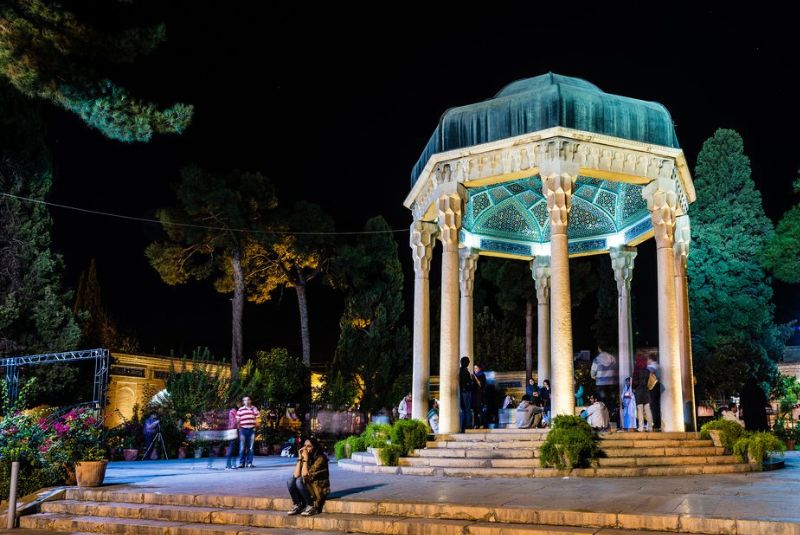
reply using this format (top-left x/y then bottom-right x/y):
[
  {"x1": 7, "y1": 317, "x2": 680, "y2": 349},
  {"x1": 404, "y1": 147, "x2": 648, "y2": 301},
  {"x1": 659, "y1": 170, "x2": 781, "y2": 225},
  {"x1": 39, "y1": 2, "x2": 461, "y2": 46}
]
[{"x1": 41, "y1": 5, "x2": 800, "y2": 362}]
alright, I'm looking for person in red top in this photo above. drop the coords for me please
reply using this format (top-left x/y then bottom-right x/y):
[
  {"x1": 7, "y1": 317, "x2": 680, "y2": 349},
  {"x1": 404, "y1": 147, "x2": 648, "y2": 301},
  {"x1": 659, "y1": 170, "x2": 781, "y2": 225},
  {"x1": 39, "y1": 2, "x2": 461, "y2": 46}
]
[{"x1": 236, "y1": 396, "x2": 260, "y2": 468}]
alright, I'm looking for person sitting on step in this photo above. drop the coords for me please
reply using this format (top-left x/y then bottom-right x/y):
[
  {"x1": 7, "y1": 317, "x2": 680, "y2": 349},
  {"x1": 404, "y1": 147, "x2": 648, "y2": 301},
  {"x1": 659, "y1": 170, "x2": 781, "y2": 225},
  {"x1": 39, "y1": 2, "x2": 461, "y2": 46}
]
[
  {"x1": 286, "y1": 437, "x2": 329, "y2": 517},
  {"x1": 515, "y1": 394, "x2": 544, "y2": 429},
  {"x1": 582, "y1": 394, "x2": 610, "y2": 431}
]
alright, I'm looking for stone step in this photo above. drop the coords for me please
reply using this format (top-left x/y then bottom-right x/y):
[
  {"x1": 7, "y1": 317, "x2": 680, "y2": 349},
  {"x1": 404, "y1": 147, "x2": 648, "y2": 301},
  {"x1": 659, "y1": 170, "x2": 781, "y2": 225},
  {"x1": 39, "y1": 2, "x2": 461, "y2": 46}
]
[
  {"x1": 597, "y1": 455, "x2": 740, "y2": 467},
  {"x1": 410, "y1": 447, "x2": 536, "y2": 458},
  {"x1": 25, "y1": 508, "x2": 646, "y2": 535},
  {"x1": 399, "y1": 456, "x2": 541, "y2": 468},
  {"x1": 601, "y1": 446, "x2": 724, "y2": 457},
  {"x1": 350, "y1": 452, "x2": 376, "y2": 464},
  {"x1": 51, "y1": 488, "x2": 786, "y2": 535},
  {"x1": 441, "y1": 431, "x2": 547, "y2": 441},
  {"x1": 398, "y1": 463, "x2": 754, "y2": 478},
  {"x1": 336, "y1": 459, "x2": 400, "y2": 474},
  {"x1": 600, "y1": 431, "x2": 701, "y2": 440},
  {"x1": 427, "y1": 439, "x2": 544, "y2": 449},
  {"x1": 597, "y1": 439, "x2": 713, "y2": 448}
]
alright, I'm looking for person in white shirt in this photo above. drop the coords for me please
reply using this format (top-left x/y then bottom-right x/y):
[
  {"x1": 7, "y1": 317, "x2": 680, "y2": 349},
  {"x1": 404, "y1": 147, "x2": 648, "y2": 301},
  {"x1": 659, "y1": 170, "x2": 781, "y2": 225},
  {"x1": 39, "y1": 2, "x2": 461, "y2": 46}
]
[
  {"x1": 583, "y1": 394, "x2": 610, "y2": 431},
  {"x1": 721, "y1": 404, "x2": 745, "y2": 427},
  {"x1": 397, "y1": 392, "x2": 412, "y2": 420}
]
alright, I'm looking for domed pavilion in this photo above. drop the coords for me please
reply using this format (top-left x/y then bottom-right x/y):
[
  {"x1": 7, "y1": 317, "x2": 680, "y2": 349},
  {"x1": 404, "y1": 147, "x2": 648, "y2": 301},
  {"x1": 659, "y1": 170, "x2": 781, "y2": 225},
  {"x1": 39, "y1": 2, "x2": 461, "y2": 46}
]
[{"x1": 405, "y1": 73, "x2": 696, "y2": 434}]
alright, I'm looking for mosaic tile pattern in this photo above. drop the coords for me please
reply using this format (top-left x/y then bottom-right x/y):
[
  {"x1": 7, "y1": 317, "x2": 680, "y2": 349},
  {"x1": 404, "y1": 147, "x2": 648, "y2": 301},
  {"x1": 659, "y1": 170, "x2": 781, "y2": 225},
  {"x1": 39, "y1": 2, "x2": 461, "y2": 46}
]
[
  {"x1": 595, "y1": 190, "x2": 617, "y2": 218},
  {"x1": 490, "y1": 188, "x2": 511, "y2": 203},
  {"x1": 567, "y1": 200, "x2": 616, "y2": 239},
  {"x1": 480, "y1": 239, "x2": 532, "y2": 256},
  {"x1": 480, "y1": 203, "x2": 536, "y2": 238},
  {"x1": 624, "y1": 217, "x2": 652, "y2": 242},
  {"x1": 530, "y1": 200, "x2": 549, "y2": 230},
  {"x1": 569, "y1": 239, "x2": 607, "y2": 255},
  {"x1": 575, "y1": 185, "x2": 598, "y2": 201}
]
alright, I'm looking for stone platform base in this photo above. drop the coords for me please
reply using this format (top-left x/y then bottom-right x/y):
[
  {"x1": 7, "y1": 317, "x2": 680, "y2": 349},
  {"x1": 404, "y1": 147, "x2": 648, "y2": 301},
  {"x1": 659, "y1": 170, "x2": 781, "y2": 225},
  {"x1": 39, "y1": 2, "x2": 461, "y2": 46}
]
[
  {"x1": 18, "y1": 487, "x2": 798, "y2": 535},
  {"x1": 338, "y1": 429, "x2": 756, "y2": 478}
]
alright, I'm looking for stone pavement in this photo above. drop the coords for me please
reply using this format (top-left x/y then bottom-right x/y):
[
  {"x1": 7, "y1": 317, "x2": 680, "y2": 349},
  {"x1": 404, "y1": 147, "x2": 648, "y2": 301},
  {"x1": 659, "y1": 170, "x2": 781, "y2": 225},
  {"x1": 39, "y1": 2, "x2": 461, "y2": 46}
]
[{"x1": 3, "y1": 452, "x2": 799, "y2": 534}]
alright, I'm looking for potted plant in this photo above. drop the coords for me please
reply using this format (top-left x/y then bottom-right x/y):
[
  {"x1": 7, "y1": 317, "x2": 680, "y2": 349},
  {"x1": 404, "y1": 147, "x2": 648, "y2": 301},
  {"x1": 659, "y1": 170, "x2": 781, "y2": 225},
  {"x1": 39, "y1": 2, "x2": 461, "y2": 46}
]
[
  {"x1": 47, "y1": 408, "x2": 108, "y2": 487},
  {"x1": 787, "y1": 426, "x2": 799, "y2": 452},
  {"x1": 362, "y1": 422, "x2": 391, "y2": 465},
  {"x1": 122, "y1": 434, "x2": 140, "y2": 461}
]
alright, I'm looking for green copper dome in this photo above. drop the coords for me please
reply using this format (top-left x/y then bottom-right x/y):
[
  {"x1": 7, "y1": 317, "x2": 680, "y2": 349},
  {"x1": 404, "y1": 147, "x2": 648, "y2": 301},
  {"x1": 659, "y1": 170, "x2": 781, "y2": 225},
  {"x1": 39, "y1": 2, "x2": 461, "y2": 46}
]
[{"x1": 412, "y1": 73, "x2": 679, "y2": 185}]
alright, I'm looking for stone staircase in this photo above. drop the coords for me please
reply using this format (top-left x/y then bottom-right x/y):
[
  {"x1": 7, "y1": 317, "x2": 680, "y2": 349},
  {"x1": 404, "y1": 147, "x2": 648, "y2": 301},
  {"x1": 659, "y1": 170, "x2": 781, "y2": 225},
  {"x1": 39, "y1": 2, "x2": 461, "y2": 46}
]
[
  {"x1": 338, "y1": 429, "x2": 754, "y2": 477},
  {"x1": 18, "y1": 487, "x2": 790, "y2": 535}
]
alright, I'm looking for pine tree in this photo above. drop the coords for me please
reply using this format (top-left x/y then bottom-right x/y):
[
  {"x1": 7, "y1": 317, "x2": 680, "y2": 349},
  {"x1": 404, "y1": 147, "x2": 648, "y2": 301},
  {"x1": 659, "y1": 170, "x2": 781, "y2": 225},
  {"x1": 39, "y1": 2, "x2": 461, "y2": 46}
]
[
  {"x1": 219, "y1": 202, "x2": 336, "y2": 367},
  {"x1": 326, "y1": 216, "x2": 410, "y2": 413},
  {"x1": 762, "y1": 177, "x2": 800, "y2": 284},
  {"x1": 0, "y1": 81, "x2": 80, "y2": 356},
  {"x1": 688, "y1": 129, "x2": 787, "y2": 400},
  {"x1": 146, "y1": 165, "x2": 277, "y2": 378},
  {"x1": 0, "y1": 0, "x2": 192, "y2": 141}
]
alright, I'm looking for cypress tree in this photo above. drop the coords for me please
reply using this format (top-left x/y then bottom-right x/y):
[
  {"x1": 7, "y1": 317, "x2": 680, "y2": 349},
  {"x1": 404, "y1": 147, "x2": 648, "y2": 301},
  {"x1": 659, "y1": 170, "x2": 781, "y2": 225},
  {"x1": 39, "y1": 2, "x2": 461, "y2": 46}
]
[
  {"x1": 0, "y1": 81, "x2": 80, "y2": 356},
  {"x1": 762, "y1": 177, "x2": 800, "y2": 284},
  {"x1": 688, "y1": 129, "x2": 786, "y2": 400}
]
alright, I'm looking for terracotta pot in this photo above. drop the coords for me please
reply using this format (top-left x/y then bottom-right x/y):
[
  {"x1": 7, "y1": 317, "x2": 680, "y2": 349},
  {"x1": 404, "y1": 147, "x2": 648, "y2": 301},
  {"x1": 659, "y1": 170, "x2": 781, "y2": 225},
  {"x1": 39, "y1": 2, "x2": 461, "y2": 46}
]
[
  {"x1": 273, "y1": 443, "x2": 282, "y2": 455},
  {"x1": 122, "y1": 449, "x2": 139, "y2": 461},
  {"x1": 75, "y1": 461, "x2": 108, "y2": 487},
  {"x1": 371, "y1": 448, "x2": 385, "y2": 466},
  {"x1": 64, "y1": 464, "x2": 77, "y2": 486},
  {"x1": 177, "y1": 446, "x2": 187, "y2": 459},
  {"x1": 786, "y1": 439, "x2": 796, "y2": 451}
]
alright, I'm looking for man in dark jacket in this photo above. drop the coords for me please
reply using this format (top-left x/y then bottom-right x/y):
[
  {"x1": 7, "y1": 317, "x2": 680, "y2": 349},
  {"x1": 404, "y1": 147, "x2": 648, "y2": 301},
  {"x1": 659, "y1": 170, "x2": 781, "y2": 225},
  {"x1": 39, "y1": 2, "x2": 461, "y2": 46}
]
[{"x1": 459, "y1": 356, "x2": 475, "y2": 432}]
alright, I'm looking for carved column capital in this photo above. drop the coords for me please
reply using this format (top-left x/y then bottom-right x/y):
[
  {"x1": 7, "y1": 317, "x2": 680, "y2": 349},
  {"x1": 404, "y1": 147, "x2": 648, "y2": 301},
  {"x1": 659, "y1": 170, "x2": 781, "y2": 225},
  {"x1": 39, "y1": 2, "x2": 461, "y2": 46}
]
[
  {"x1": 410, "y1": 221, "x2": 437, "y2": 279},
  {"x1": 436, "y1": 187, "x2": 464, "y2": 252},
  {"x1": 459, "y1": 248, "x2": 479, "y2": 296},
  {"x1": 642, "y1": 176, "x2": 679, "y2": 249},
  {"x1": 541, "y1": 169, "x2": 576, "y2": 236},
  {"x1": 673, "y1": 214, "x2": 691, "y2": 277},
  {"x1": 609, "y1": 246, "x2": 637, "y2": 296},
  {"x1": 531, "y1": 255, "x2": 551, "y2": 303}
]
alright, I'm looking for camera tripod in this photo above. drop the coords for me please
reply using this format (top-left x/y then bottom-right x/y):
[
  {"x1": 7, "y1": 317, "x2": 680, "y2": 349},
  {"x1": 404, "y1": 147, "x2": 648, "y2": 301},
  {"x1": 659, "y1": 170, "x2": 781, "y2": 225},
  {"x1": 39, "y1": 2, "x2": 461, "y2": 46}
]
[{"x1": 141, "y1": 429, "x2": 169, "y2": 460}]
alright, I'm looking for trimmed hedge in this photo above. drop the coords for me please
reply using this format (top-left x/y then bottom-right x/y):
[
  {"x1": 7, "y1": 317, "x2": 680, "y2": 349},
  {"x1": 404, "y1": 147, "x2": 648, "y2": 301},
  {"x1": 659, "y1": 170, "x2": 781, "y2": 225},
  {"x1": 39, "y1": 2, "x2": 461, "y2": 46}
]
[
  {"x1": 538, "y1": 415, "x2": 601, "y2": 470},
  {"x1": 700, "y1": 419, "x2": 746, "y2": 451}
]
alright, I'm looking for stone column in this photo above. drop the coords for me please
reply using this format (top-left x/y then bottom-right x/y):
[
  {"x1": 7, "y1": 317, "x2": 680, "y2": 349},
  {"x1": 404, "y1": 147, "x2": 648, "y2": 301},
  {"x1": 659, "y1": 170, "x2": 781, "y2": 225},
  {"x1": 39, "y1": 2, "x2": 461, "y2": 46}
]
[
  {"x1": 437, "y1": 185, "x2": 464, "y2": 435},
  {"x1": 542, "y1": 164, "x2": 576, "y2": 417},
  {"x1": 532, "y1": 256, "x2": 551, "y2": 387},
  {"x1": 674, "y1": 215, "x2": 696, "y2": 431},
  {"x1": 610, "y1": 246, "x2": 637, "y2": 410},
  {"x1": 642, "y1": 176, "x2": 684, "y2": 432},
  {"x1": 410, "y1": 220, "x2": 437, "y2": 422},
  {"x1": 459, "y1": 248, "x2": 479, "y2": 364}
]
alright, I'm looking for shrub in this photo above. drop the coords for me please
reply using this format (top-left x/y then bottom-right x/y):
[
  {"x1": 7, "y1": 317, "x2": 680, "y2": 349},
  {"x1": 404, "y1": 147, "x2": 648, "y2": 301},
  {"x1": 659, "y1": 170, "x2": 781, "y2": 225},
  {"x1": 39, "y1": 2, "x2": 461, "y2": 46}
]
[
  {"x1": 539, "y1": 415, "x2": 600, "y2": 470},
  {"x1": 334, "y1": 434, "x2": 366, "y2": 460},
  {"x1": 378, "y1": 444, "x2": 403, "y2": 466},
  {"x1": 733, "y1": 432, "x2": 785, "y2": 464},
  {"x1": 700, "y1": 419, "x2": 746, "y2": 451},
  {"x1": 362, "y1": 422, "x2": 391, "y2": 448},
  {"x1": 390, "y1": 419, "x2": 428, "y2": 455}
]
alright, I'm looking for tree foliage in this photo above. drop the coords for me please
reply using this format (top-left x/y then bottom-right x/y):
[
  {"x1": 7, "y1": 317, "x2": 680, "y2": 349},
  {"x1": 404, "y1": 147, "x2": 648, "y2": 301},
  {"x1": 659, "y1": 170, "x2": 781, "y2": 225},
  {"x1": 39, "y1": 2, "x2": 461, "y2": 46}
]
[
  {"x1": 473, "y1": 305, "x2": 524, "y2": 371},
  {"x1": 251, "y1": 347, "x2": 309, "y2": 406},
  {"x1": 324, "y1": 216, "x2": 410, "y2": 413},
  {"x1": 762, "y1": 177, "x2": 800, "y2": 284},
  {"x1": 220, "y1": 201, "x2": 335, "y2": 366},
  {"x1": 0, "y1": 1, "x2": 192, "y2": 141},
  {"x1": 146, "y1": 165, "x2": 277, "y2": 377},
  {"x1": 0, "y1": 81, "x2": 80, "y2": 356},
  {"x1": 688, "y1": 129, "x2": 787, "y2": 401}
]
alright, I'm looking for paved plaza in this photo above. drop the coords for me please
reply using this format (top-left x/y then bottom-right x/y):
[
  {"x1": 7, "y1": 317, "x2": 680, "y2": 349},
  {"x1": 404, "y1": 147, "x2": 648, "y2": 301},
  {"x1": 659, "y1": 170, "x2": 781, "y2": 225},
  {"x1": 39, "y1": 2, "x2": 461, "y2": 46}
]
[{"x1": 5, "y1": 452, "x2": 799, "y2": 534}]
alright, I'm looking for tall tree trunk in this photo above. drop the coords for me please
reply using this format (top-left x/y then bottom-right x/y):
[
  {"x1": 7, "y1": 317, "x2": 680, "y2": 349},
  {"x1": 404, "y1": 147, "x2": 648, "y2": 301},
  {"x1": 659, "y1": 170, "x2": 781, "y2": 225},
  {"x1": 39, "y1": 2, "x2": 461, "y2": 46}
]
[
  {"x1": 525, "y1": 297, "x2": 534, "y2": 383},
  {"x1": 230, "y1": 249, "x2": 244, "y2": 379},
  {"x1": 295, "y1": 282, "x2": 311, "y2": 367}
]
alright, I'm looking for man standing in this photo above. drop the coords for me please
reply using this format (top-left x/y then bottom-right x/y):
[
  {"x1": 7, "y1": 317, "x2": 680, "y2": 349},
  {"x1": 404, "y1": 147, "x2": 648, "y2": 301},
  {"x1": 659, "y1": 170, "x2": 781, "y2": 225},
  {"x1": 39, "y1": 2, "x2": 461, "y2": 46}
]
[
  {"x1": 236, "y1": 396, "x2": 260, "y2": 468},
  {"x1": 590, "y1": 346, "x2": 617, "y2": 404},
  {"x1": 473, "y1": 363, "x2": 487, "y2": 428},
  {"x1": 459, "y1": 356, "x2": 475, "y2": 432}
]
